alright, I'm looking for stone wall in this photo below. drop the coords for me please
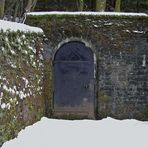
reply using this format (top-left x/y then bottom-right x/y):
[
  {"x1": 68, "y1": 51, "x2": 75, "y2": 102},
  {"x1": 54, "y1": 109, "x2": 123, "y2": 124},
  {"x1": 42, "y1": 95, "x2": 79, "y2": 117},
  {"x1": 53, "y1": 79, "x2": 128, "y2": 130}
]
[
  {"x1": 0, "y1": 29, "x2": 45, "y2": 146},
  {"x1": 26, "y1": 12, "x2": 148, "y2": 120}
]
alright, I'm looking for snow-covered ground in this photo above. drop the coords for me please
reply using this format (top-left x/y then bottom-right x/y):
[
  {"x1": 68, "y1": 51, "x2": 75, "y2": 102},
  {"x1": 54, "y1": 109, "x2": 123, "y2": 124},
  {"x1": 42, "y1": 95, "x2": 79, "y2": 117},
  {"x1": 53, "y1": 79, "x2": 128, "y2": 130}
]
[
  {"x1": 2, "y1": 117, "x2": 148, "y2": 148},
  {"x1": 0, "y1": 20, "x2": 43, "y2": 32}
]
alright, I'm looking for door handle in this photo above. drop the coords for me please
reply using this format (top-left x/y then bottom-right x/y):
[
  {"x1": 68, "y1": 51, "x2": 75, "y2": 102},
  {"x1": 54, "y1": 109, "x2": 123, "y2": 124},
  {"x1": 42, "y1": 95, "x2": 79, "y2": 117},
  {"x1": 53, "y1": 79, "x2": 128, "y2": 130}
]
[{"x1": 84, "y1": 81, "x2": 94, "y2": 91}]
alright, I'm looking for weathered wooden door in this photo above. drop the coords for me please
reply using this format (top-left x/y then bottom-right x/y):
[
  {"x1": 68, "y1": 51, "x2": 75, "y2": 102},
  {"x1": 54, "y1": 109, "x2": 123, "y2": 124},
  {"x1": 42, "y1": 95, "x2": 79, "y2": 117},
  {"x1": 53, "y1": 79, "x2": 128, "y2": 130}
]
[{"x1": 53, "y1": 41, "x2": 95, "y2": 118}]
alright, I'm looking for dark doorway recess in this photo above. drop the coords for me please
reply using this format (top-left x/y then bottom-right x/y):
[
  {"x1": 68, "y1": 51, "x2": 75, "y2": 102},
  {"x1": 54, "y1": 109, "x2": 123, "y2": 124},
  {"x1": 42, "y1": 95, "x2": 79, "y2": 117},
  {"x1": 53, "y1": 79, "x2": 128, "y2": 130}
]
[{"x1": 53, "y1": 41, "x2": 95, "y2": 118}]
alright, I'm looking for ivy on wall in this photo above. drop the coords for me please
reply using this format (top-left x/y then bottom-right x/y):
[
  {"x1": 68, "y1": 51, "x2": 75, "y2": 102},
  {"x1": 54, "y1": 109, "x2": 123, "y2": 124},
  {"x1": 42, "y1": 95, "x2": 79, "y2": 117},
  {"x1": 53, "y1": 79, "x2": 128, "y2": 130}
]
[{"x1": 0, "y1": 30, "x2": 45, "y2": 146}]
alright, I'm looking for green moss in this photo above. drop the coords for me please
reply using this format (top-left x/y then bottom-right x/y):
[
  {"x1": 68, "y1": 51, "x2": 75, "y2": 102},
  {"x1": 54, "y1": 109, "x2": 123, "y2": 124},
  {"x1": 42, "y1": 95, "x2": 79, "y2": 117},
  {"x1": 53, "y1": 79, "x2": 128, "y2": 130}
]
[
  {"x1": 140, "y1": 106, "x2": 148, "y2": 120},
  {"x1": 98, "y1": 91, "x2": 109, "y2": 103},
  {"x1": 26, "y1": 13, "x2": 147, "y2": 51},
  {"x1": 0, "y1": 30, "x2": 45, "y2": 145}
]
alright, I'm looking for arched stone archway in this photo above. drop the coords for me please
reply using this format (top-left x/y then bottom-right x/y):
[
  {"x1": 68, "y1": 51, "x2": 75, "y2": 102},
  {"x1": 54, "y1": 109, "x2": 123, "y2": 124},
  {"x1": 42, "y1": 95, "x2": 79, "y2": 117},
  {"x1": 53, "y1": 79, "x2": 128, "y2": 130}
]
[{"x1": 53, "y1": 41, "x2": 95, "y2": 118}]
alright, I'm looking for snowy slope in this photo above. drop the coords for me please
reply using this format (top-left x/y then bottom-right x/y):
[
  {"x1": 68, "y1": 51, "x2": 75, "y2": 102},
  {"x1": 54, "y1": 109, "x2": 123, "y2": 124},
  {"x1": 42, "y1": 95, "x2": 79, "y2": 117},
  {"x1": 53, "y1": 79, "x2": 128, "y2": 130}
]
[
  {"x1": 2, "y1": 117, "x2": 148, "y2": 148},
  {"x1": 0, "y1": 20, "x2": 43, "y2": 32}
]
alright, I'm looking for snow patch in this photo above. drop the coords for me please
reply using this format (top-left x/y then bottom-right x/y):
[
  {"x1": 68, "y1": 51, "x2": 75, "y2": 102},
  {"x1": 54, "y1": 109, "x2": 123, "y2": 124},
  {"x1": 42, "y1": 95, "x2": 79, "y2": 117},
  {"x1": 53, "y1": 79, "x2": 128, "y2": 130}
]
[
  {"x1": 133, "y1": 30, "x2": 145, "y2": 34},
  {"x1": 27, "y1": 11, "x2": 148, "y2": 17},
  {"x1": 22, "y1": 77, "x2": 29, "y2": 87},
  {"x1": 3, "y1": 85, "x2": 15, "y2": 94},
  {"x1": 142, "y1": 55, "x2": 146, "y2": 67},
  {"x1": 1, "y1": 102, "x2": 11, "y2": 109},
  {"x1": 0, "y1": 20, "x2": 43, "y2": 33}
]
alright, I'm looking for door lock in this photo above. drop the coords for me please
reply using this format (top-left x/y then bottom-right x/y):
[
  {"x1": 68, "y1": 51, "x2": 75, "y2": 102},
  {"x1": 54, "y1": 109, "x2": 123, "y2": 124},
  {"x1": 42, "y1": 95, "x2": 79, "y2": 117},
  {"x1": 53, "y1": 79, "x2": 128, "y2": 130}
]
[{"x1": 84, "y1": 84, "x2": 89, "y2": 89}]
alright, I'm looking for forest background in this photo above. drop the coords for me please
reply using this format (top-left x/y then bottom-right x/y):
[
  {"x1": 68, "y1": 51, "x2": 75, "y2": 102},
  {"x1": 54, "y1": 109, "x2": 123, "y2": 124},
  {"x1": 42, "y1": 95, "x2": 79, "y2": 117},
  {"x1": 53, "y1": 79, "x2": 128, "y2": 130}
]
[{"x1": 0, "y1": 0, "x2": 147, "y2": 23}]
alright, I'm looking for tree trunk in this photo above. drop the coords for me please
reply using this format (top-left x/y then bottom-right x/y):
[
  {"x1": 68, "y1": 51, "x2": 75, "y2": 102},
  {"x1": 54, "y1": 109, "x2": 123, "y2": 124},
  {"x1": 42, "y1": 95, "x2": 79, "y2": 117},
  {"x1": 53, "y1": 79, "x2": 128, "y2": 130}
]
[
  {"x1": 76, "y1": 0, "x2": 84, "y2": 11},
  {"x1": 96, "y1": 0, "x2": 106, "y2": 12},
  {"x1": 26, "y1": 0, "x2": 37, "y2": 12},
  {"x1": 30, "y1": 0, "x2": 38, "y2": 11},
  {"x1": 0, "y1": 0, "x2": 5, "y2": 19},
  {"x1": 115, "y1": 0, "x2": 121, "y2": 12},
  {"x1": 13, "y1": 2, "x2": 19, "y2": 22},
  {"x1": 136, "y1": 0, "x2": 140, "y2": 13}
]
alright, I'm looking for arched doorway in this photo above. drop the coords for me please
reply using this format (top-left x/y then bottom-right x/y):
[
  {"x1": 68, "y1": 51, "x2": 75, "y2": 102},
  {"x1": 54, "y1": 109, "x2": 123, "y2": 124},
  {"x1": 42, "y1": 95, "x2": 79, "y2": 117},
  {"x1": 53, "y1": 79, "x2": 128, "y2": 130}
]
[{"x1": 53, "y1": 41, "x2": 95, "y2": 118}]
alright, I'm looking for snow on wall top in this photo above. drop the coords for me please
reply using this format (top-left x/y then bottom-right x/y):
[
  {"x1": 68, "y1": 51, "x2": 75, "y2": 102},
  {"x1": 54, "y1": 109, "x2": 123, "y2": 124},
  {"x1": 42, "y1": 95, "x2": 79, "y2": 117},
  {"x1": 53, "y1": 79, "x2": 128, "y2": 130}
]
[
  {"x1": 0, "y1": 20, "x2": 43, "y2": 33},
  {"x1": 27, "y1": 11, "x2": 148, "y2": 17}
]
